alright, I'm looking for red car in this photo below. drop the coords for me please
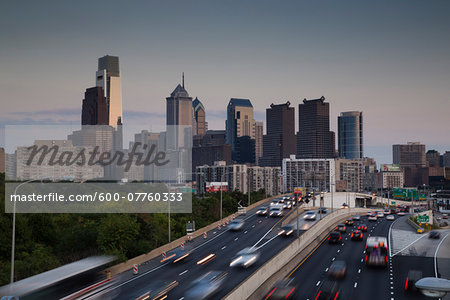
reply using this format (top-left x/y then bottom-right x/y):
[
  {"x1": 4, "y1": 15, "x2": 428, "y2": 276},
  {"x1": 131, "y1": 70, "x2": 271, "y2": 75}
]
[{"x1": 358, "y1": 224, "x2": 368, "y2": 232}]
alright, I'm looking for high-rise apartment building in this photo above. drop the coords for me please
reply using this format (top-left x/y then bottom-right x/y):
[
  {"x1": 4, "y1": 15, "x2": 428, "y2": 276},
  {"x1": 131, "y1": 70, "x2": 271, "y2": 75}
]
[
  {"x1": 335, "y1": 158, "x2": 363, "y2": 192},
  {"x1": 96, "y1": 55, "x2": 123, "y2": 126},
  {"x1": 297, "y1": 96, "x2": 335, "y2": 159},
  {"x1": 392, "y1": 142, "x2": 426, "y2": 167},
  {"x1": 193, "y1": 97, "x2": 207, "y2": 137},
  {"x1": 260, "y1": 102, "x2": 296, "y2": 167},
  {"x1": 255, "y1": 121, "x2": 263, "y2": 165},
  {"x1": 338, "y1": 111, "x2": 363, "y2": 159},
  {"x1": 81, "y1": 87, "x2": 108, "y2": 125},
  {"x1": 225, "y1": 98, "x2": 256, "y2": 162},
  {"x1": 426, "y1": 150, "x2": 441, "y2": 167}
]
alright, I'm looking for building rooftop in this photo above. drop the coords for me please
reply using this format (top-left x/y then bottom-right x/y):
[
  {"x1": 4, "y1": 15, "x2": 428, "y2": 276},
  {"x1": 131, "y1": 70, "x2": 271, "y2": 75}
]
[
  {"x1": 192, "y1": 97, "x2": 205, "y2": 111},
  {"x1": 228, "y1": 98, "x2": 253, "y2": 108},
  {"x1": 170, "y1": 84, "x2": 189, "y2": 98}
]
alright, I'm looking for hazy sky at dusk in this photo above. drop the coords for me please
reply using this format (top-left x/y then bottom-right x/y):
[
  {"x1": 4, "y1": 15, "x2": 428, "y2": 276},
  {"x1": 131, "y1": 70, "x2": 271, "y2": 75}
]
[{"x1": 1, "y1": 0, "x2": 449, "y2": 164}]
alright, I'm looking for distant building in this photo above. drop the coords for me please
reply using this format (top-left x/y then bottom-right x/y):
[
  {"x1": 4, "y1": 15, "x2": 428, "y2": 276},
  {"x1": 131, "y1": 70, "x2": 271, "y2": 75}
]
[
  {"x1": 235, "y1": 136, "x2": 255, "y2": 164},
  {"x1": 192, "y1": 97, "x2": 207, "y2": 137},
  {"x1": 378, "y1": 164, "x2": 404, "y2": 189},
  {"x1": 403, "y1": 167, "x2": 428, "y2": 187},
  {"x1": 0, "y1": 148, "x2": 4, "y2": 173},
  {"x1": 426, "y1": 150, "x2": 441, "y2": 167},
  {"x1": 81, "y1": 87, "x2": 108, "y2": 125},
  {"x1": 255, "y1": 121, "x2": 263, "y2": 165},
  {"x1": 96, "y1": 55, "x2": 123, "y2": 127},
  {"x1": 362, "y1": 157, "x2": 378, "y2": 192},
  {"x1": 248, "y1": 166, "x2": 281, "y2": 196},
  {"x1": 393, "y1": 142, "x2": 426, "y2": 168},
  {"x1": 5, "y1": 152, "x2": 16, "y2": 179},
  {"x1": 225, "y1": 98, "x2": 255, "y2": 161},
  {"x1": 282, "y1": 156, "x2": 336, "y2": 193},
  {"x1": 260, "y1": 102, "x2": 296, "y2": 167},
  {"x1": 335, "y1": 158, "x2": 363, "y2": 192},
  {"x1": 338, "y1": 111, "x2": 363, "y2": 159},
  {"x1": 297, "y1": 96, "x2": 335, "y2": 159},
  {"x1": 443, "y1": 151, "x2": 450, "y2": 167},
  {"x1": 192, "y1": 130, "x2": 231, "y2": 169}
]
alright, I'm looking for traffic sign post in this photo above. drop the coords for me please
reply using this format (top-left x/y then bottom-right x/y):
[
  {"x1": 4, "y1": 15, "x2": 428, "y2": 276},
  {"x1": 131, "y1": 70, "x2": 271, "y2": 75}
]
[{"x1": 418, "y1": 215, "x2": 429, "y2": 224}]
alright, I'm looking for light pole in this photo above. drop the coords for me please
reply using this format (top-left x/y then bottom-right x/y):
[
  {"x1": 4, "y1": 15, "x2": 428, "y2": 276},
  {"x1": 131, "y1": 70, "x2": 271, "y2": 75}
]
[{"x1": 11, "y1": 179, "x2": 45, "y2": 283}]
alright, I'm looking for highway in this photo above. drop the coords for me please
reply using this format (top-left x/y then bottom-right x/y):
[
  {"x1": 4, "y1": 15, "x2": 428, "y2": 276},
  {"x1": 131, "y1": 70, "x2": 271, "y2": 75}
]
[{"x1": 107, "y1": 198, "x2": 324, "y2": 300}]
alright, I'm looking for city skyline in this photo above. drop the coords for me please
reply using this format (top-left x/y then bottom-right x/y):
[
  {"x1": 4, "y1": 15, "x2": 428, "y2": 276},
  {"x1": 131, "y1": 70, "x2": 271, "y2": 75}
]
[{"x1": 1, "y1": 0, "x2": 450, "y2": 165}]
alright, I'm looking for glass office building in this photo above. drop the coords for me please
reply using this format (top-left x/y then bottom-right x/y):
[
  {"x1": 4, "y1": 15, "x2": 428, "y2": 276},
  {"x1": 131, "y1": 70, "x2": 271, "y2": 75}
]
[{"x1": 338, "y1": 111, "x2": 363, "y2": 159}]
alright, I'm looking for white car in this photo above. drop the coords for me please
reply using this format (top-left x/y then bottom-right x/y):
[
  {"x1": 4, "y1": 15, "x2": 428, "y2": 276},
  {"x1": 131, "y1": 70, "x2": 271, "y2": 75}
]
[
  {"x1": 352, "y1": 215, "x2": 361, "y2": 221},
  {"x1": 368, "y1": 215, "x2": 377, "y2": 222},
  {"x1": 269, "y1": 207, "x2": 283, "y2": 217},
  {"x1": 303, "y1": 211, "x2": 317, "y2": 221},
  {"x1": 397, "y1": 212, "x2": 406, "y2": 216},
  {"x1": 377, "y1": 212, "x2": 384, "y2": 218},
  {"x1": 229, "y1": 247, "x2": 260, "y2": 268},
  {"x1": 386, "y1": 215, "x2": 395, "y2": 221},
  {"x1": 228, "y1": 219, "x2": 244, "y2": 231}
]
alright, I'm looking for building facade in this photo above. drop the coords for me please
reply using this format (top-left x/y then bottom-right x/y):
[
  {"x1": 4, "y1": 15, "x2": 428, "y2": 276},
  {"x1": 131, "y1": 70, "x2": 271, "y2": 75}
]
[
  {"x1": 297, "y1": 96, "x2": 335, "y2": 159},
  {"x1": 0, "y1": 148, "x2": 4, "y2": 173},
  {"x1": 426, "y1": 150, "x2": 441, "y2": 167},
  {"x1": 192, "y1": 97, "x2": 207, "y2": 137},
  {"x1": 393, "y1": 142, "x2": 426, "y2": 168},
  {"x1": 260, "y1": 102, "x2": 296, "y2": 167},
  {"x1": 96, "y1": 55, "x2": 123, "y2": 127},
  {"x1": 81, "y1": 86, "x2": 108, "y2": 125},
  {"x1": 335, "y1": 158, "x2": 363, "y2": 192},
  {"x1": 338, "y1": 111, "x2": 363, "y2": 159},
  {"x1": 255, "y1": 121, "x2": 263, "y2": 165}
]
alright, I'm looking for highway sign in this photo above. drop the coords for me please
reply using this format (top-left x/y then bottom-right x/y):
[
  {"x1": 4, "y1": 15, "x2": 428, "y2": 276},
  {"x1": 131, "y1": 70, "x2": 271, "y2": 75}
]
[
  {"x1": 418, "y1": 215, "x2": 429, "y2": 223},
  {"x1": 391, "y1": 201, "x2": 396, "y2": 205}
]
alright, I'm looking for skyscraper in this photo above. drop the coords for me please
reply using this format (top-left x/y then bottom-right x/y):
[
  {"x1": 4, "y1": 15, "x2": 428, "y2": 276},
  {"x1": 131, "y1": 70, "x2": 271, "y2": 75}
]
[
  {"x1": 260, "y1": 102, "x2": 296, "y2": 167},
  {"x1": 255, "y1": 121, "x2": 263, "y2": 165},
  {"x1": 297, "y1": 96, "x2": 335, "y2": 158},
  {"x1": 96, "y1": 55, "x2": 123, "y2": 126},
  {"x1": 192, "y1": 97, "x2": 207, "y2": 137},
  {"x1": 81, "y1": 87, "x2": 108, "y2": 125},
  {"x1": 166, "y1": 74, "x2": 193, "y2": 149},
  {"x1": 338, "y1": 111, "x2": 363, "y2": 159},
  {"x1": 225, "y1": 98, "x2": 256, "y2": 163},
  {"x1": 393, "y1": 142, "x2": 426, "y2": 167}
]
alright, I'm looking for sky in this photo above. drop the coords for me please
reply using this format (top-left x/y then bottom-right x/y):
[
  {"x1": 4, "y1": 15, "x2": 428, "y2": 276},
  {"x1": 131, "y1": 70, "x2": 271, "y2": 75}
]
[{"x1": 1, "y1": 0, "x2": 449, "y2": 164}]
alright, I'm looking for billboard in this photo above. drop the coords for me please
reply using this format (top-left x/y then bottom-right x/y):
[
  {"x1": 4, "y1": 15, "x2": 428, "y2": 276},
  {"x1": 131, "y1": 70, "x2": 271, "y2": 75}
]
[
  {"x1": 381, "y1": 164, "x2": 401, "y2": 172},
  {"x1": 206, "y1": 182, "x2": 228, "y2": 193}
]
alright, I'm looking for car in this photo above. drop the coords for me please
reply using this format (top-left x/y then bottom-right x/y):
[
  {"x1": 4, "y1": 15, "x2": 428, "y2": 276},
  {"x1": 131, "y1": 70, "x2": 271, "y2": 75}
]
[
  {"x1": 269, "y1": 206, "x2": 283, "y2": 217},
  {"x1": 161, "y1": 247, "x2": 191, "y2": 264},
  {"x1": 336, "y1": 224, "x2": 346, "y2": 233},
  {"x1": 352, "y1": 215, "x2": 360, "y2": 221},
  {"x1": 429, "y1": 231, "x2": 441, "y2": 239},
  {"x1": 138, "y1": 280, "x2": 179, "y2": 300},
  {"x1": 384, "y1": 210, "x2": 391, "y2": 215},
  {"x1": 278, "y1": 225, "x2": 295, "y2": 237},
  {"x1": 377, "y1": 212, "x2": 384, "y2": 218},
  {"x1": 404, "y1": 270, "x2": 422, "y2": 292},
  {"x1": 351, "y1": 230, "x2": 363, "y2": 241},
  {"x1": 185, "y1": 271, "x2": 227, "y2": 299},
  {"x1": 386, "y1": 215, "x2": 395, "y2": 221},
  {"x1": 328, "y1": 260, "x2": 347, "y2": 279},
  {"x1": 314, "y1": 280, "x2": 340, "y2": 300},
  {"x1": 284, "y1": 201, "x2": 292, "y2": 209},
  {"x1": 341, "y1": 203, "x2": 349, "y2": 209},
  {"x1": 228, "y1": 219, "x2": 244, "y2": 231},
  {"x1": 397, "y1": 211, "x2": 406, "y2": 216},
  {"x1": 318, "y1": 207, "x2": 327, "y2": 214},
  {"x1": 365, "y1": 211, "x2": 373, "y2": 216},
  {"x1": 265, "y1": 278, "x2": 298, "y2": 299},
  {"x1": 303, "y1": 211, "x2": 317, "y2": 221},
  {"x1": 345, "y1": 219, "x2": 354, "y2": 226},
  {"x1": 368, "y1": 214, "x2": 377, "y2": 222},
  {"x1": 229, "y1": 247, "x2": 260, "y2": 268},
  {"x1": 358, "y1": 224, "x2": 368, "y2": 232},
  {"x1": 328, "y1": 231, "x2": 342, "y2": 244},
  {"x1": 270, "y1": 200, "x2": 282, "y2": 206},
  {"x1": 256, "y1": 206, "x2": 268, "y2": 216}
]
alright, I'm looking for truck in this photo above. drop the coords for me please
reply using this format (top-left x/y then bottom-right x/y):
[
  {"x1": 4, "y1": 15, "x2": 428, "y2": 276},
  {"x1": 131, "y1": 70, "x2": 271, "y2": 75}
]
[{"x1": 365, "y1": 236, "x2": 388, "y2": 268}]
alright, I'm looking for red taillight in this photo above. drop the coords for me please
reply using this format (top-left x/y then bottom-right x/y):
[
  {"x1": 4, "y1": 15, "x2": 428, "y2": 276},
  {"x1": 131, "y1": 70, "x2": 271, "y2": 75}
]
[
  {"x1": 365, "y1": 255, "x2": 368, "y2": 261},
  {"x1": 360, "y1": 234, "x2": 363, "y2": 238},
  {"x1": 265, "y1": 287, "x2": 277, "y2": 299},
  {"x1": 285, "y1": 287, "x2": 295, "y2": 299},
  {"x1": 328, "y1": 236, "x2": 330, "y2": 240},
  {"x1": 405, "y1": 277, "x2": 409, "y2": 290},
  {"x1": 334, "y1": 291, "x2": 339, "y2": 300},
  {"x1": 386, "y1": 256, "x2": 388, "y2": 263},
  {"x1": 338, "y1": 236, "x2": 341, "y2": 241},
  {"x1": 351, "y1": 234, "x2": 354, "y2": 237},
  {"x1": 314, "y1": 291, "x2": 321, "y2": 300}
]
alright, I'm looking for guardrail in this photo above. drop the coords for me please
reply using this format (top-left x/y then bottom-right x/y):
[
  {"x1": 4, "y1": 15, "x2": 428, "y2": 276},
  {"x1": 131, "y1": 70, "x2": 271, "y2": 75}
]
[
  {"x1": 107, "y1": 193, "x2": 290, "y2": 276},
  {"x1": 223, "y1": 207, "x2": 371, "y2": 300}
]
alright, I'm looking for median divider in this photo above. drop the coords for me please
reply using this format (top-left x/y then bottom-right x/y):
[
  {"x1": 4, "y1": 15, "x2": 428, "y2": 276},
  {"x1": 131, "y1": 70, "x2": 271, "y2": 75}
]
[
  {"x1": 107, "y1": 193, "x2": 290, "y2": 276},
  {"x1": 223, "y1": 207, "x2": 371, "y2": 300}
]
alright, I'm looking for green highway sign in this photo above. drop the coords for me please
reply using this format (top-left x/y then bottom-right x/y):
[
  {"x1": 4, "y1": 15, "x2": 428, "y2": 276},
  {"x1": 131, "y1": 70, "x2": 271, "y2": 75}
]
[
  {"x1": 418, "y1": 215, "x2": 429, "y2": 223},
  {"x1": 391, "y1": 201, "x2": 396, "y2": 205}
]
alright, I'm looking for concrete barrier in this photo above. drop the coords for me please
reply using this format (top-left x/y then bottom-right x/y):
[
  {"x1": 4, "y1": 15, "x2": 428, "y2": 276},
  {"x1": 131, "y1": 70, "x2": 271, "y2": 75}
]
[
  {"x1": 108, "y1": 193, "x2": 290, "y2": 276},
  {"x1": 223, "y1": 207, "x2": 370, "y2": 300}
]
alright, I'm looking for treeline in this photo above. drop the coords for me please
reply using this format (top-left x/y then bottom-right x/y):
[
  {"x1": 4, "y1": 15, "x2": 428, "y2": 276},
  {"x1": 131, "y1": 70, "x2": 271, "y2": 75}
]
[{"x1": 0, "y1": 173, "x2": 267, "y2": 285}]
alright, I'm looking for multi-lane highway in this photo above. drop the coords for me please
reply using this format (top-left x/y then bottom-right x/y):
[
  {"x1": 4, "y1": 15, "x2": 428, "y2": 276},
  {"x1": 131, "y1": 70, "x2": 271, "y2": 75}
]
[{"x1": 106, "y1": 198, "x2": 325, "y2": 299}]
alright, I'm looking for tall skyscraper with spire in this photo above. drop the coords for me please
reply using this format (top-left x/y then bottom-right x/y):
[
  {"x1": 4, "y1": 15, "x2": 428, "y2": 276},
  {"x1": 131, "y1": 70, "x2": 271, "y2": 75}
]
[
  {"x1": 96, "y1": 55, "x2": 123, "y2": 126},
  {"x1": 166, "y1": 73, "x2": 193, "y2": 149}
]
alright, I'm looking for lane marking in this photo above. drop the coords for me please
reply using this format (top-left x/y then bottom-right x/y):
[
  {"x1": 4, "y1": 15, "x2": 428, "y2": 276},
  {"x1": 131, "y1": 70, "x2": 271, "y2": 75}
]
[
  {"x1": 179, "y1": 270, "x2": 188, "y2": 276},
  {"x1": 234, "y1": 237, "x2": 239, "y2": 241},
  {"x1": 358, "y1": 269, "x2": 361, "y2": 274},
  {"x1": 325, "y1": 268, "x2": 329, "y2": 272},
  {"x1": 316, "y1": 281, "x2": 321, "y2": 286},
  {"x1": 254, "y1": 234, "x2": 278, "y2": 251},
  {"x1": 287, "y1": 233, "x2": 328, "y2": 278},
  {"x1": 354, "y1": 282, "x2": 358, "y2": 288},
  {"x1": 221, "y1": 246, "x2": 227, "y2": 250},
  {"x1": 434, "y1": 232, "x2": 449, "y2": 277},
  {"x1": 391, "y1": 232, "x2": 430, "y2": 257},
  {"x1": 244, "y1": 231, "x2": 248, "y2": 234}
]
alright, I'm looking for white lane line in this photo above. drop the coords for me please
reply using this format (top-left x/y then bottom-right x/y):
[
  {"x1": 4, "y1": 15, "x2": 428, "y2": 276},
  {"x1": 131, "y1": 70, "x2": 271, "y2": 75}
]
[
  {"x1": 221, "y1": 246, "x2": 227, "y2": 250},
  {"x1": 234, "y1": 237, "x2": 239, "y2": 241},
  {"x1": 316, "y1": 281, "x2": 321, "y2": 286},
  {"x1": 391, "y1": 232, "x2": 430, "y2": 257},
  {"x1": 179, "y1": 297, "x2": 184, "y2": 300},
  {"x1": 332, "y1": 257, "x2": 335, "y2": 261},
  {"x1": 361, "y1": 258, "x2": 363, "y2": 262},
  {"x1": 254, "y1": 234, "x2": 278, "y2": 251},
  {"x1": 179, "y1": 270, "x2": 188, "y2": 276},
  {"x1": 252, "y1": 225, "x2": 255, "y2": 228},
  {"x1": 337, "y1": 249, "x2": 340, "y2": 253},
  {"x1": 325, "y1": 268, "x2": 329, "y2": 272},
  {"x1": 434, "y1": 232, "x2": 449, "y2": 277},
  {"x1": 354, "y1": 282, "x2": 358, "y2": 288},
  {"x1": 244, "y1": 231, "x2": 248, "y2": 234},
  {"x1": 358, "y1": 269, "x2": 361, "y2": 274}
]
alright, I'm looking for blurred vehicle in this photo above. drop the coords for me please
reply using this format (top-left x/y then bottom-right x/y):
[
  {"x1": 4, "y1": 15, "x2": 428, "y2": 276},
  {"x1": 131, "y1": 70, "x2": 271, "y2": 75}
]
[
  {"x1": 368, "y1": 214, "x2": 377, "y2": 222},
  {"x1": 341, "y1": 203, "x2": 349, "y2": 209},
  {"x1": 265, "y1": 278, "x2": 298, "y2": 299},
  {"x1": 303, "y1": 211, "x2": 317, "y2": 221},
  {"x1": 352, "y1": 215, "x2": 360, "y2": 221},
  {"x1": 377, "y1": 212, "x2": 384, "y2": 218},
  {"x1": 386, "y1": 215, "x2": 395, "y2": 221},
  {"x1": 278, "y1": 225, "x2": 295, "y2": 237},
  {"x1": 196, "y1": 253, "x2": 216, "y2": 266},
  {"x1": 429, "y1": 231, "x2": 441, "y2": 239},
  {"x1": 270, "y1": 199, "x2": 282, "y2": 206},
  {"x1": 184, "y1": 271, "x2": 227, "y2": 300},
  {"x1": 328, "y1": 231, "x2": 342, "y2": 244},
  {"x1": 229, "y1": 247, "x2": 260, "y2": 268},
  {"x1": 365, "y1": 236, "x2": 388, "y2": 268},
  {"x1": 351, "y1": 230, "x2": 363, "y2": 241},
  {"x1": 336, "y1": 224, "x2": 346, "y2": 233},
  {"x1": 404, "y1": 270, "x2": 422, "y2": 292},
  {"x1": 314, "y1": 280, "x2": 340, "y2": 300},
  {"x1": 284, "y1": 200, "x2": 292, "y2": 209},
  {"x1": 397, "y1": 211, "x2": 406, "y2": 216},
  {"x1": 269, "y1": 206, "x2": 283, "y2": 217},
  {"x1": 358, "y1": 224, "x2": 368, "y2": 232},
  {"x1": 228, "y1": 219, "x2": 245, "y2": 231},
  {"x1": 256, "y1": 206, "x2": 268, "y2": 216},
  {"x1": 318, "y1": 207, "x2": 327, "y2": 214},
  {"x1": 328, "y1": 260, "x2": 347, "y2": 279},
  {"x1": 384, "y1": 210, "x2": 391, "y2": 215},
  {"x1": 365, "y1": 211, "x2": 373, "y2": 216},
  {"x1": 161, "y1": 247, "x2": 191, "y2": 264},
  {"x1": 345, "y1": 219, "x2": 354, "y2": 226},
  {"x1": 135, "y1": 280, "x2": 178, "y2": 300}
]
